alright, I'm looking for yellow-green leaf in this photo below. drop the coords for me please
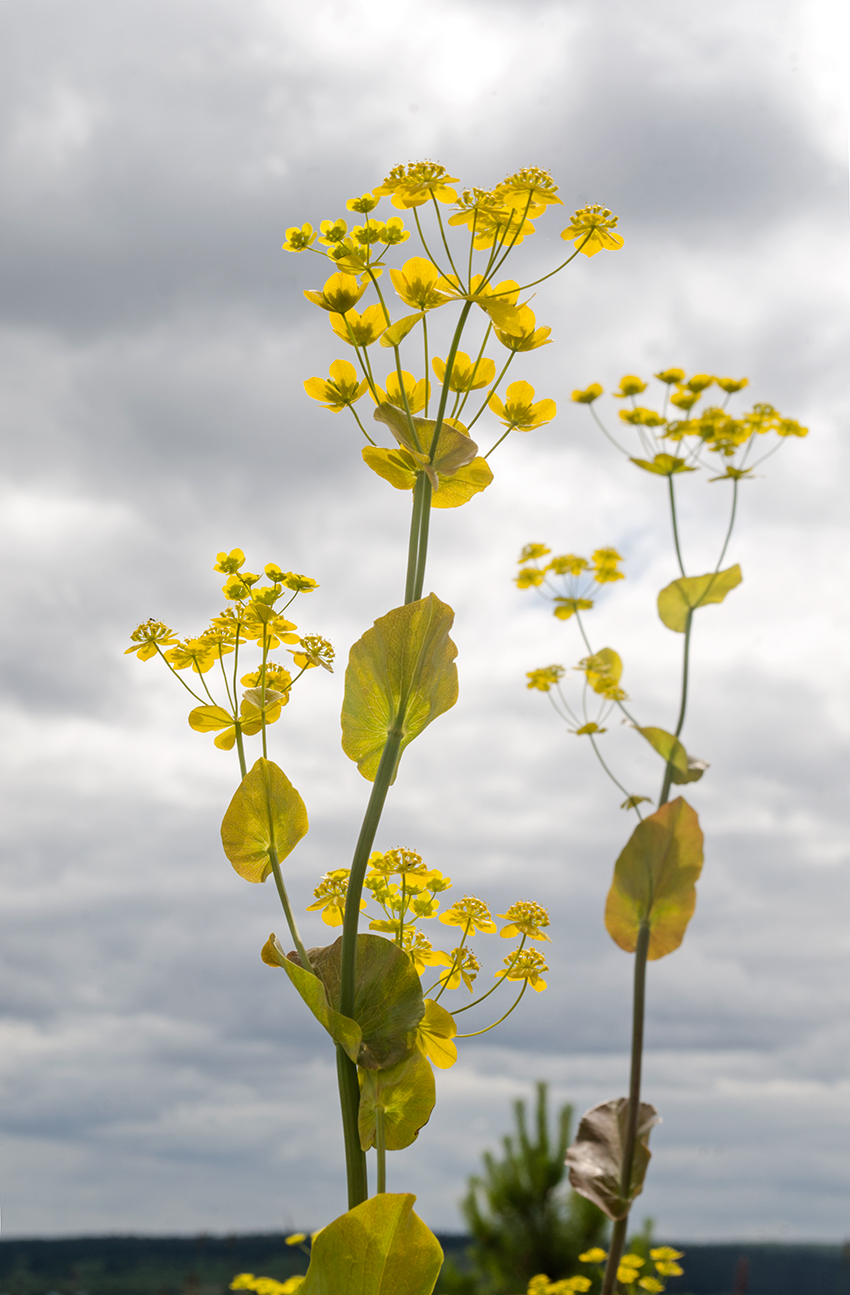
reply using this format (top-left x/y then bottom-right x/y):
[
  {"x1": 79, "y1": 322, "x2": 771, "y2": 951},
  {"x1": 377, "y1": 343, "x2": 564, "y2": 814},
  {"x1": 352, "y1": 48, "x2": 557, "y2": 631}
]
[
  {"x1": 307, "y1": 934, "x2": 425, "y2": 1070},
  {"x1": 629, "y1": 454, "x2": 695, "y2": 476},
  {"x1": 220, "y1": 757, "x2": 308, "y2": 883},
  {"x1": 261, "y1": 934, "x2": 362, "y2": 1063},
  {"x1": 298, "y1": 1194, "x2": 443, "y2": 1295},
  {"x1": 358, "y1": 1050, "x2": 436, "y2": 1151},
  {"x1": 379, "y1": 312, "x2": 425, "y2": 347},
  {"x1": 362, "y1": 446, "x2": 418, "y2": 491},
  {"x1": 341, "y1": 594, "x2": 458, "y2": 783},
  {"x1": 566, "y1": 1098, "x2": 660, "y2": 1221},
  {"x1": 633, "y1": 726, "x2": 708, "y2": 784},
  {"x1": 657, "y1": 564, "x2": 742, "y2": 633},
  {"x1": 373, "y1": 402, "x2": 477, "y2": 486},
  {"x1": 431, "y1": 456, "x2": 493, "y2": 508},
  {"x1": 188, "y1": 704, "x2": 234, "y2": 733},
  {"x1": 605, "y1": 797, "x2": 704, "y2": 959}
]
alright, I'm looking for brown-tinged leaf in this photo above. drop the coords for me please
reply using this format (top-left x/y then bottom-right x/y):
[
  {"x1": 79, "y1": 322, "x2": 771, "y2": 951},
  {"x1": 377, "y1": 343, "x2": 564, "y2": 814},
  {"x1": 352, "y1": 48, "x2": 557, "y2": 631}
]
[
  {"x1": 299, "y1": 1193, "x2": 443, "y2": 1295},
  {"x1": 373, "y1": 402, "x2": 477, "y2": 486},
  {"x1": 358, "y1": 1049, "x2": 436, "y2": 1151},
  {"x1": 341, "y1": 594, "x2": 458, "y2": 782},
  {"x1": 261, "y1": 933, "x2": 361, "y2": 1063},
  {"x1": 605, "y1": 797, "x2": 704, "y2": 959},
  {"x1": 566, "y1": 1098, "x2": 661, "y2": 1220},
  {"x1": 657, "y1": 564, "x2": 742, "y2": 633},
  {"x1": 220, "y1": 757, "x2": 308, "y2": 883}
]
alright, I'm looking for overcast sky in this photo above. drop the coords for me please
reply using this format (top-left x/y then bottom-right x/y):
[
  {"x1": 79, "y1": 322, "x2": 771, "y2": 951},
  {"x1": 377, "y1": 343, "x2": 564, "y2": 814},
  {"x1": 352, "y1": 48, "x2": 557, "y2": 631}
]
[{"x1": 0, "y1": 0, "x2": 849, "y2": 1247}]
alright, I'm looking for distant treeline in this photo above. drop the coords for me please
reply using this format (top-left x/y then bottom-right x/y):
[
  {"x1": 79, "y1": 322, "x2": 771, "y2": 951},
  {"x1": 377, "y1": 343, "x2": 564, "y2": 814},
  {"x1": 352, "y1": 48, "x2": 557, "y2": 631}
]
[{"x1": 0, "y1": 1234, "x2": 847, "y2": 1295}]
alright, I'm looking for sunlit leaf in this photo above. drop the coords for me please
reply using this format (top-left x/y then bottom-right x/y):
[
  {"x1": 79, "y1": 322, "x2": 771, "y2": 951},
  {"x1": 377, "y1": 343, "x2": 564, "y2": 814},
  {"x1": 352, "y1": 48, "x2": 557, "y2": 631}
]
[
  {"x1": 188, "y1": 704, "x2": 234, "y2": 733},
  {"x1": 566, "y1": 1098, "x2": 661, "y2": 1220},
  {"x1": 358, "y1": 1049, "x2": 436, "y2": 1150},
  {"x1": 629, "y1": 454, "x2": 695, "y2": 476},
  {"x1": 220, "y1": 757, "x2": 308, "y2": 883},
  {"x1": 299, "y1": 1193, "x2": 443, "y2": 1295},
  {"x1": 373, "y1": 402, "x2": 477, "y2": 486},
  {"x1": 362, "y1": 446, "x2": 418, "y2": 491},
  {"x1": 261, "y1": 934, "x2": 361, "y2": 1063},
  {"x1": 308, "y1": 934, "x2": 425, "y2": 1070},
  {"x1": 657, "y1": 564, "x2": 742, "y2": 633},
  {"x1": 379, "y1": 312, "x2": 425, "y2": 347},
  {"x1": 361, "y1": 448, "x2": 493, "y2": 509},
  {"x1": 604, "y1": 797, "x2": 704, "y2": 959},
  {"x1": 341, "y1": 594, "x2": 458, "y2": 782},
  {"x1": 633, "y1": 726, "x2": 708, "y2": 784}
]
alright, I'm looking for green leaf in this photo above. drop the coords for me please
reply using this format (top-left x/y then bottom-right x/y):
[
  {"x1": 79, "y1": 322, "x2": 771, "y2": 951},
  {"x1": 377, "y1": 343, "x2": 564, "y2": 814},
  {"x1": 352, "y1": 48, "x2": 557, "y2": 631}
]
[
  {"x1": 566, "y1": 1098, "x2": 660, "y2": 1221},
  {"x1": 373, "y1": 402, "x2": 477, "y2": 486},
  {"x1": 633, "y1": 725, "x2": 708, "y2": 784},
  {"x1": 604, "y1": 797, "x2": 704, "y2": 960},
  {"x1": 629, "y1": 453, "x2": 696, "y2": 476},
  {"x1": 341, "y1": 594, "x2": 458, "y2": 783},
  {"x1": 430, "y1": 456, "x2": 493, "y2": 508},
  {"x1": 657, "y1": 564, "x2": 742, "y2": 632},
  {"x1": 299, "y1": 1193, "x2": 443, "y2": 1295},
  {"x1": 308, "y1": 933, "x2": 425, "y2": 1070},
  {"x1": 188, "y1": 704, "x2": 234, "y2": 733},
  {"x1": 220, "y1": 757, "x2": 308, "y2": 883},
  {"x1": 379, "y1": 312, "x2": 425, "y2": 347},
  {"x1": 358, "y1": 1050, "x2": 436, "y2": 1151},
  {"x1": 261, "y1": 934, "x2": 362, "y2": 1064},
  {"x1": 362, "y1": 446, "x2": 418, "y2": 491}
]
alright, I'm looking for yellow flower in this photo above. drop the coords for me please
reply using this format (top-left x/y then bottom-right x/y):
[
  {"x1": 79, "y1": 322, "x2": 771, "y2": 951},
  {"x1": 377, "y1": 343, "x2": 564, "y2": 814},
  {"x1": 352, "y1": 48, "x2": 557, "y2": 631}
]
[
  {"x1": 578, "y1": 648, "x2": 626, "y2": 700},
  {"x1": 125, "y1": 619, "x2": 179, "y2": 661},
  {"x1": 638, "y1": 1279, "x2": 664, "y2": 1292},
  {"x1": 285, "y1": 1234, "x2": 306, "y2": 1246},
  {"x1": 304, "y1": 359, "x2": 369, "y2": 412},
  {"x1": 448, "y1": 188, "x2": 533, "y2": 249},
  {"x1": 670, "y1": 388, "x2": 700, "y2": 411},
  {"x1": 591, "y1": 547, "x2": 624, "y2": 582},
  {"x1": 526, "y1": 665, "x2": 564, "y2": 692},
  {"x1": 241, "y1": 606, "x2": 300, "y2": 650},
  {"x1": 515, "y1": 566, "x2": 545, "y2": 589},
  {"x1": 498, "y1": 900, "x2": 551, "y2": 941},
  {"x1": 579, "y1": 1248, "x2": 607, "y2": 1264},
  {"x1": 432, "y1": 351, "x2": 496, "y2": 392},
  {"x1": 571, "y1": 383, "x2": 603, "y2": 403},
  {"x1": 379, "y1": 216, "x2": 409, "y2": 245},
  {"x1": 437, "y1": 946, "x2": 481, "y2": 992},
  {"x1": 164, "y1": 637, "x2": 218, "y2": 674},
  {"x1": 214, "y1": 549, "x2": 246, "y2": 574},
  {"x1": 497, "y1": 166, "x2": 563, "y2": 216},
  {"x1": 351, "y1": 221, "x2": 386, "y2": 247},
  {"x1": 385, "y1": 370, "x2": 429, "y2": 414},
  {"x1": 279, "y1": 572, "x2": 319, "y2": 592},
  {"x1": 306, "y1": 868, "x2": 365, "y2": 926},
  {"x1": 439, "y1": 896, "x2": 497, "y2": 936},
  {"x1": 494, "y1": 305, "x2": 552, "y2": 352},
  {"x1": 374, "y1": 160, "x2": 459, "y2": 208},
  {"x1": 546, "y1": 554, "x2": 588, "y2": 576},
  {"x1": 650, "y1": 1247, "x2": 683, "y2": 1262},
  {"x1": 241, "y1": 663, "x2": 292, "y2": 694},
  {"x1": 346, "y1": 193, "x2": 380, "y2": 214},
  {"x1": 389, "y1": 256, "x2": 451, "y2": 311},
  {"x1": 560, "y1": 204, "x2": 623, "y2": 256},
  {"x1": 303, "y1": 272, "x2": 368, "y2": 314},
  {"x1": 685, "y1": 373, "x2": 715, "y2": 392},
  {"x1": 519, "y1": 542, "x2": 551, "y2": 562},
  {"x1": 618, "y1": 407, "x2": 667, "y2": 427},
  {"x1": 416, "y1": 998, "x2": 458, "y2": 1068},
  {"x1": 716, "y1": 376, "x2": 748, "y2": 393},
  {"x1": 282, "y1": 224, "x2": 316, "y2": 252},
  {"x1": 613, "y1": 375, "x2": 647, "y2": 397},
  {"x1": 495, "y1": 947, "x2": 548, "y2": 992},
  {"x1": 290, "y1": 634, "x2": 335, "y2": 672},
  {"x1": 402, "y1": 929, "x2": 453, "y2": 976},
  {"x1": 230, "y1": 1277, "x2": 304, "y2": 1294},
  {"x1": 317, "y1": 218, "x2": 348, "y2": 246},
  {"x1": 489, "y1": 381, "x2": 556, "y2": 431},
  {"x1": 553, "y1": 597, "x2": 594, "y2": 620},
  {"x1": 654, "y1": 368, "x2": 685, "y2": 385}
]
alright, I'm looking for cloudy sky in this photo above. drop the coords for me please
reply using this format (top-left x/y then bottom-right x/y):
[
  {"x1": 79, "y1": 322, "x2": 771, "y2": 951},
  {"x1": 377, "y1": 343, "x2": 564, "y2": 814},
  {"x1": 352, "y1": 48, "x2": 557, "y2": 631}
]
[{"x1": 0, "y1": 0, "x2": 848, "y2": 1247}]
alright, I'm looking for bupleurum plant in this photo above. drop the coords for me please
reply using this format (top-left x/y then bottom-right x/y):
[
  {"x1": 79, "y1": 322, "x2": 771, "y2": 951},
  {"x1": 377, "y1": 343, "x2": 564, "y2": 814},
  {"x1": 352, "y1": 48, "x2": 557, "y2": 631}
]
[
  {"x1": 518, "y1": 371, "x2": 807, "y2": 1294},
  {"x1": 128, "y1": 160, "x2": 623, "y2": 1295}
]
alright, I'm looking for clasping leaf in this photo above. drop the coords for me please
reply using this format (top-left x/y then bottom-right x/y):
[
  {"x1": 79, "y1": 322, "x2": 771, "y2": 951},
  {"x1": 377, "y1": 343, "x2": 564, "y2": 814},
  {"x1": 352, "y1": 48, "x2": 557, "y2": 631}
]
[
  {"x1": 298, "y1": 1193, "x2": 443, "y2": 1295},
  {"x1": 373, "y1": 402, "x2": 478, "y2": 488},
  {"x1": 261, "y1": 934, "x2": 362, "y2": 1063},
  {"x1": 565, "y1": 1098, "x2": 661, "y2": 1220},
  {"x1": 657, "y1": 564, "x2": 742, "y2": 633},
  {"x1": 633, "y1": 725, "x2": 709, "y2": 784},
  {"x1": 604, "y1": 797, "x2": 704, "y2": 959},
  {"x1": 220, "y1": 757, "x2": 308, "y2": 883},
  {"x1": 341, "y1": 594, "x2": 458, "y2": 782}
]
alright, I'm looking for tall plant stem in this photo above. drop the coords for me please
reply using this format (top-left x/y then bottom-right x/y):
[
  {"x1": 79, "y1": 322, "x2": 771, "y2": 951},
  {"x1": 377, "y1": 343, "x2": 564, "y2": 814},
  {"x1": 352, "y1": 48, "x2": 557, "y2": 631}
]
[
  {"x1": 715, "y1": 478, "x2": 739, "y2": 572},
  {"x1": 600, "y1": 920, "x2": 650, "y2": 1295},
  {"x1": 659, "y1": 610, "x2": 692, "y2": 807},
  {"x1": 270, "y1": 850, "x2": 311, "y2": 972},
  {"x1": 412, "y1": 477, "x2": 433, "y2": 600},
  {"x1": 404, "y1": 474, "x2": 427, "y2": 604},
  {"x1": 668, "y1": 476, "x2": 687, "y2": 578}
]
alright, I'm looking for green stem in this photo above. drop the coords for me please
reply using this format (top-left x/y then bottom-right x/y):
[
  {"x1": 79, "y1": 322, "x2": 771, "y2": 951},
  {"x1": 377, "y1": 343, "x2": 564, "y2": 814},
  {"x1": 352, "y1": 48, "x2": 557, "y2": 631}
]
[
  {"x1": 600, "y1": 920, "x2": 650, "y2": 1295},
  {"x1": 452, "y1": 935, "x2": 526, "y2": 1013},
  {"x1": 714, "y1": 477, "x2": 739, "y2": 572},
  {"x1": 668, "y1": 476, "x2": 686, "y2": 577},
  {"x1": 404, "y1": 475, "x2": 427, "y2": 604},
  {"x1": 427, "y1": 302, "x2": 474, "y2": 460},
  {"x1": 659, "y1": 610, "x2": 692, "y2": 806},
  {"x1": 269, "y1": 848, "x2": 311, "y2": 971},
  {"x1": 588, "y1": 734, "x2": 644, "y2": 820},
  {"x1": 336, "y1": 1046, "x2": 368, "y2": 1207},
  {"x1": 234, "y1": 724, "x2": 247, "y2": 780},
  {"x1": 455, "y1": 980, "x2": 527, "y2": 1037},
  {"x1": 411, "y1": 476, "x2": 433, "y2": 601},
  {"x1": 376, "y1": 1106, "x2": 387, "y2": 1193}
]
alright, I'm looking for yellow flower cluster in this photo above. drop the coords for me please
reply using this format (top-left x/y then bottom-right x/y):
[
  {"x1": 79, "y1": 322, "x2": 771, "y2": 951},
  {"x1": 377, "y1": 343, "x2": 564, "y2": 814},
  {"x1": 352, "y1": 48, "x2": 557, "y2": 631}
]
[
  {"x1": 286, "y1": 161, "x2": 621, "y2": 507},
  {"x1": 571, "y1": 371, "x2": 807, "y2": 479},
  {"x1": 572, "y1": 1245, "x2": 685, "y2": 1292},
  {"x1": 515, "y1": 543, "x2": 625, "y2": 619},
  {"x1": 126, "y1": 551, "x2": 328, "y2": 760},
  {"x1": 230, "y1": 1276, "x2": 304, "y2": 1294}
]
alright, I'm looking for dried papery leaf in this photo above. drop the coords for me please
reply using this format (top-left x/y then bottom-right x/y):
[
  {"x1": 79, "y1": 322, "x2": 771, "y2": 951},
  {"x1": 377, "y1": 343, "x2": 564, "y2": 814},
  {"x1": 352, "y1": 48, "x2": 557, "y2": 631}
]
[
  {"x1": 261, "y1": 934, "x2": 361, "y2": 1063},
  {"x1": 308, "y1": 934, "x2": 425, "y2": 1070},
  {"x1": 657, "y1": 564, "x2": 742, "y2": 633},
  {"x1": 565, "y1": 1098, "x2": 660, "y2": 1220},
  {"x1": 299, "y1": 1193, "x2": 443, "y2": 1295},
  {"x1": 633, "y1": 725, "x2": 708, "y2": 784},
  {"x1": 220, "y1": 758, "x2": 308, "y2": 883},
  {"x1": 341, "y1": 594, "x2": 458, "y2": 782},
  {"x1": 605, "y1": 797, "x2": 704, "y2": 959},
  {"x1": 358, "y1": 1050, "x2": 436, "y2": 1151}
]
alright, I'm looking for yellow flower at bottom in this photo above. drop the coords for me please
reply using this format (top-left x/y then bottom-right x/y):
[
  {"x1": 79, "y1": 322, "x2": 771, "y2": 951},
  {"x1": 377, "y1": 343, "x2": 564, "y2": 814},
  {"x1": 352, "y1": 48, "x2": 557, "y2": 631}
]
[
  {"x1": 579, "y1": 1248, "x2": 607, "y2": 1264},
  {"x1": 304, "y1": 360, "x2": 368, "y2": 412},
  {"x1": 416, "y1": 998, "x2": 457, "y2": 1068}
]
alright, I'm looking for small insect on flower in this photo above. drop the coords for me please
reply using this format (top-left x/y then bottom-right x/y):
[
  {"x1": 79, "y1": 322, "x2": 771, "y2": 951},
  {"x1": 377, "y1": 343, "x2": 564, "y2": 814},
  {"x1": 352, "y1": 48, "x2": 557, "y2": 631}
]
[{"x1": 495, "y1": 947, "x2": 549, "y2": 991}]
